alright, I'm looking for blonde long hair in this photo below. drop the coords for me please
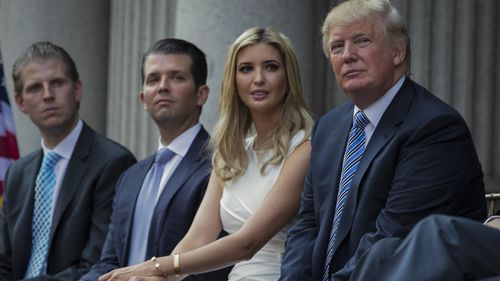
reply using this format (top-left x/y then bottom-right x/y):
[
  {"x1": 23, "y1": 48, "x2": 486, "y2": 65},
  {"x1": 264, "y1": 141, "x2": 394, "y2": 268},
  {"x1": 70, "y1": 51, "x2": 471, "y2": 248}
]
[{"x1": 211, "y1": 27, "x2": 314, "y2": 182}]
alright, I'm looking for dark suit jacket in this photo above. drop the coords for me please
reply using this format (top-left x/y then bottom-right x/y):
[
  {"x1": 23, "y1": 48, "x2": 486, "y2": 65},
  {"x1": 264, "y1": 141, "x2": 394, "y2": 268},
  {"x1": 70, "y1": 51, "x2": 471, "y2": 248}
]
[
  {"x1": 279, "y1": 78, "x2": 486, "y2": 280},
  {"x1": 350, "y1": 215, "x2": 500, "y2": 281},
  {"x1": 82, "y1": 127, "x2": 229, "y2": 281},
  {"x1": 0, "y1": 123, "x2": 136, "y2": 281}
]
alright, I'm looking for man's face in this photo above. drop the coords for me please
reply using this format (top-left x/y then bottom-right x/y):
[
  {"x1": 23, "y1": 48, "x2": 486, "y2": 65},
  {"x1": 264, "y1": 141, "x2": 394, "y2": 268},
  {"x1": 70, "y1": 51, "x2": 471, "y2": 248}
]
[
  {"x1": 15, "y1": 59, "x2": 82, "y2": 137},
  {"x1": 327, "y1": 18, "x2": 405, "y2": 108},
  {"x1": 140, "y1": 53, "x2": 207, "y2": 130}
]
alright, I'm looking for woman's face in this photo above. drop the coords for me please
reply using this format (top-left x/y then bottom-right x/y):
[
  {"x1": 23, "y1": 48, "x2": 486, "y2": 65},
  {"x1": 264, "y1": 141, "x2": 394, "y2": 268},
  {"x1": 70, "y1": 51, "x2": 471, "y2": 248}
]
[{"x1": 235, "y1": 43, "x2": 287, "y2": 116}]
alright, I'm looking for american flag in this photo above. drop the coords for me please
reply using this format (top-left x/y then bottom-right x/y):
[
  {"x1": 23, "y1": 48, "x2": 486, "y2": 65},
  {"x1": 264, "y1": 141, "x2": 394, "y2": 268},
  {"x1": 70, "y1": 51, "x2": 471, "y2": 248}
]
[{"x1": 0, "y1": 51, "x2": 20, "y2": 208}]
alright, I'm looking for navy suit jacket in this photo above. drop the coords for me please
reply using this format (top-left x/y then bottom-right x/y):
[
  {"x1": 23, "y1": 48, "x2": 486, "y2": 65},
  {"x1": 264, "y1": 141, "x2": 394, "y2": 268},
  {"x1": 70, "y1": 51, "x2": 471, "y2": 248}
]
[
  {"x1": 350, "y1": 215, "x2": 500, "y2": 281},
  {"x1": 0, "y1": 123, "x2": 136, "y2": 281},
  {"x1": 279, "y1": 78, "x2": 486, "y2": 280},
  {"x1": 82, "y1": 127, "x2": 229, "y2": 281}
]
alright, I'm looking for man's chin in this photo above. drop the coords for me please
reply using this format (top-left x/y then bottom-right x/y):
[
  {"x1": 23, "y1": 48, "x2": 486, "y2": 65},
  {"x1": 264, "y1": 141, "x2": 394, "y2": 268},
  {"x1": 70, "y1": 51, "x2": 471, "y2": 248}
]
[{"x1": 342, "y1": 82, "x2": 367, "y2": 95}]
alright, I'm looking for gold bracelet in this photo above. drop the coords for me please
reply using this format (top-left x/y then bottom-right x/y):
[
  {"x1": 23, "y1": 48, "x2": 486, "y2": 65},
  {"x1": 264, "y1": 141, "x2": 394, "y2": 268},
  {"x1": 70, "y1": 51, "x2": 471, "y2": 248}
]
[
  {"x1": 173, "y1": 253, "x2": 181, "y2": 277},
  {"x1": 150, "y1": 256, "x2": 168, "y2": 277}
]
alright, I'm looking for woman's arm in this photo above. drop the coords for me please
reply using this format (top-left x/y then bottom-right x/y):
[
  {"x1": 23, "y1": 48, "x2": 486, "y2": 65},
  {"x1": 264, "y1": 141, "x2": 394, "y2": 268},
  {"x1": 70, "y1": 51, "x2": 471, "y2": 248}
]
[
  {"x1": 100, "y1": 140, "x2": 311, "y2": 280},
  {"x1": 172, "y1": 172, "x2": 225, "y2": 253}
]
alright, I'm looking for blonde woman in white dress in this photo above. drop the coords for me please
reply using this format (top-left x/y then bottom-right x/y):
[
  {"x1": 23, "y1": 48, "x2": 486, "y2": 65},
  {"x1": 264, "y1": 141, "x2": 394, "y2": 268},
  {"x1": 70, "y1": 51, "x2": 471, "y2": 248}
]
[{"x1": 100, "y1": 27, "x2": 314, "y2": 281}]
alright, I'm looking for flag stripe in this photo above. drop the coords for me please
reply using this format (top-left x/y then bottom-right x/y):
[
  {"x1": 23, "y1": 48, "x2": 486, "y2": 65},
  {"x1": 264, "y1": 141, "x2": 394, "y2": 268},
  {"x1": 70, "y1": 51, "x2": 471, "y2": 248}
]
[{"x1": 0, "y1": 50, "x2": 20, "y2": 204}]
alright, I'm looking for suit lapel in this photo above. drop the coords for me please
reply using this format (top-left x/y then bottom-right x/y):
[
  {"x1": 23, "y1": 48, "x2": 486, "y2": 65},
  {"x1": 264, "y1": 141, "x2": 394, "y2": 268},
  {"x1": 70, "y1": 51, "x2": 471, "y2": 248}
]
[
  {"x1": 19, "y1": 151, "x2": 43, "y2": 268},
  {"x1": 315, "y1": 104, "x2": 354, "y2": 271},
  {"x1": 318, "y1": 104, "x2": 353, "y2": 230},
  {"x1": 147, "y1": 129, "x2": 209, "y2": 257},
  {"x1": 50, "y1": 124, "x2": 92, "y2": 239}
]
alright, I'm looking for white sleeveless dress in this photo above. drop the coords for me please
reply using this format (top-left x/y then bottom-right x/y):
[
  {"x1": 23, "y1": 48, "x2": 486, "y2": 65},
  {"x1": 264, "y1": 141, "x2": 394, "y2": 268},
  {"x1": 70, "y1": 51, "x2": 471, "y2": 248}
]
[{"x1": 219, "y1": 130, "x2": 306, "y2": 281}]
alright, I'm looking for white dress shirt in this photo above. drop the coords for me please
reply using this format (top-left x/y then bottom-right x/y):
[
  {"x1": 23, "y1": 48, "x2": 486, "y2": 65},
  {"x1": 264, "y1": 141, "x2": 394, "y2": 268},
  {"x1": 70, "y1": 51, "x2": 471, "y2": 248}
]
[
  {"x1": 353, "y1": 75, "x2": 405, "y2": 145},
  {"x1": 154, "y1": 123, "x2": 202, "y2": 203}
]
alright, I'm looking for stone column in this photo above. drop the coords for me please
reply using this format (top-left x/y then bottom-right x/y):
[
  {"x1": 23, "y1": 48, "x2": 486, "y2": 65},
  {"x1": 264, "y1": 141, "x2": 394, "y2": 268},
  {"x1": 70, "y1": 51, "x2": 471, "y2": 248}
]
[
  {"x1": 106, "y1": 0, "x2": 174, "y2": 159},
  {"x1": 0, "y1": 0, "x2": 110, "y2": 155}
]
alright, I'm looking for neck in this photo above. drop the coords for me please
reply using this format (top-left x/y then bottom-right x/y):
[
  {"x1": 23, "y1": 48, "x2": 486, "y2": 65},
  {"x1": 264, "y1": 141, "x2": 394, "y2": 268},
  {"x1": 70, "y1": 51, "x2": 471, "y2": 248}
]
[
  {"x1": 252, "y1": 112, "x2": 279, "y2": 151},
  {"x1": 350, "y1": 72, "x2": 405, "y2": 110},
  {"x1": 41, "y1": 117, "x2": 79, "y2": 149},
  {"x1": 158, "y1": 117, "x2": 198, "y2": 146}
]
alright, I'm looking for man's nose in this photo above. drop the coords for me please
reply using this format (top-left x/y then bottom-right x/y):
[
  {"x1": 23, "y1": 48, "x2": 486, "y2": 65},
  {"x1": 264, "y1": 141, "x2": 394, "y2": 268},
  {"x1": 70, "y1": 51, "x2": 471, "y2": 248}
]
[
  {"x1": 159, "y1": 77, "x2": 169, "y2": 92},
  {"x1": 342, "y1": 42, "x2": 357, "y2": 62},
  {"x1": 42, "y1": 84, "x2": 54, "y2": 100}
]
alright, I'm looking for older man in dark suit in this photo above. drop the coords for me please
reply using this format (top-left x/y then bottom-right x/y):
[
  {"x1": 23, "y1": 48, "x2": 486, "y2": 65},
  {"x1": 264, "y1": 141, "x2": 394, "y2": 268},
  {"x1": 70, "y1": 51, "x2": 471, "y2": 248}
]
[
  {"x1": 81, "y1": 38, "x2": 229, "y2": 281},
  {"x1": 0, "y1": 41, "x2": 136, "y2": 280},
  {"x1": 280, "y1": 1, "x2": 486, "y2": 280}
]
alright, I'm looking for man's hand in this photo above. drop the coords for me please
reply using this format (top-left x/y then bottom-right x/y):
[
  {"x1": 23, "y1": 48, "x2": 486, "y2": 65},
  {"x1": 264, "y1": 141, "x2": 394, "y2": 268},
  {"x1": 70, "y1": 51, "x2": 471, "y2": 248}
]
[{"x1": 484, "y1": 216, "x2": 500, "y2": 230}]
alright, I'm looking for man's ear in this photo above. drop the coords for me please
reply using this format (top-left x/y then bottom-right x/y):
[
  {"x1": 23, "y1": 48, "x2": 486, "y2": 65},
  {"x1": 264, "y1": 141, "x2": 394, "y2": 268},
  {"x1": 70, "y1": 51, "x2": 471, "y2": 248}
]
[
  {"x1": 196, "y1": 85, "x2": 209, "y2": 106},
  {"x1": 139, "y1": 91, "x2": 148, "y2": 111},
  {"x1": 393, "y1": 43, "x2": 406, "y2": 67},
  {"x1": 14, "y1": 94, "x2": 27, "y2": 114},
  {"x1": 74, "y1": 80, "x2": 83, "y2": 102}
]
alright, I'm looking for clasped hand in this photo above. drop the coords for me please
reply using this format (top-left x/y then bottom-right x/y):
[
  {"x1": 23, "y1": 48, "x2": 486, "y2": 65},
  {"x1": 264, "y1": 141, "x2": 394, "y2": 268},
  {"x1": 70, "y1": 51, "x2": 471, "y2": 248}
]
[{"x1": 98, "y1": 262, "x2": 166, "y2": 281}]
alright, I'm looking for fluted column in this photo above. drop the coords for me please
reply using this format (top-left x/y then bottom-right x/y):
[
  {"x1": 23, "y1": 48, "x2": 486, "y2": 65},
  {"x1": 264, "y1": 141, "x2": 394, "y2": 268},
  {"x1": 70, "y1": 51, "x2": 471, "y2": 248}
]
[
  {"x1": 0, "y1": 0, "x2": 110, "y2": 155},
  {"x1": 106, "y1": 0, "x2": 173, "y2": 159}
]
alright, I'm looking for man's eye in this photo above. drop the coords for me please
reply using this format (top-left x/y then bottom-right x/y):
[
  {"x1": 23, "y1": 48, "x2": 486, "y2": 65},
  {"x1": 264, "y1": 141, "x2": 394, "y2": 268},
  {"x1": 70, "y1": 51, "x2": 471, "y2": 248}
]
[
  {"x1": 26, "y1": 84, "x2": 42, "y2": 93},
  {"x1": 146, "y1": 77, "x2": 158, "y2": 84},
  {"x1": 52, "y1": 79, "x2": 64, "y2": 87},
  {"x1": 356, "y1": 38, "x2": 371, "y2": 47},
  {"x1": 331, "y1": 44, "x2": 344, "y2": 54}
]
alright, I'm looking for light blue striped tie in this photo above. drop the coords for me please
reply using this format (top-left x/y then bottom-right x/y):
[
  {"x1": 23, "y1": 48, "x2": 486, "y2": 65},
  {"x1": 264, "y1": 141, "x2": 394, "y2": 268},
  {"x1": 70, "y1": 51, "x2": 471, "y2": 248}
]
[
  {"x1": 25, "y1": 151, "x2": 62, "y2": 278},
  {"x1": 323, "y1": 111, "x2": 370, "y2": 281}
]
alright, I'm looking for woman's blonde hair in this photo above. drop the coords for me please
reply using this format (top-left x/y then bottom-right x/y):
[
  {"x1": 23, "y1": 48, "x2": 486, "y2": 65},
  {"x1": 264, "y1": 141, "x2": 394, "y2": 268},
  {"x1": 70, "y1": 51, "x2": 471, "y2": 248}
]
[{"x1": 211, "y1": 27, "x2": 314, "y2": 182}]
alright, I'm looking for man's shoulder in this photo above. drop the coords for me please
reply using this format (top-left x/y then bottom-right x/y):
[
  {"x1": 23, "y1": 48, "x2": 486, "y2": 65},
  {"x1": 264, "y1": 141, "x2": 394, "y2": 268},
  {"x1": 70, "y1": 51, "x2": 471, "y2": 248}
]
[
  {"x1": 315, "y1": 101, "x2": 353, "y2": 131},
  {"x1": 8, "y1": 150, "x2": 40, "y2": 171},
  {"x1": 404, "y1": 79, "x2": 464, "y2": 123},
  {"x1": 79, "y1": 123, "x2": 135, "y2": 159}
]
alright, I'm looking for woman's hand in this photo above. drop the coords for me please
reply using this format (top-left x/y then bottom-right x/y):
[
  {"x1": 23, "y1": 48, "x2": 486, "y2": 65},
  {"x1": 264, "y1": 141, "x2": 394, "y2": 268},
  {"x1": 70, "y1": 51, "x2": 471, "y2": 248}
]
[
  {"x1": 98, "y1": 261, "x2": 157, "y2": 281},
  {"x1": 129, "y1": 277, "x2": 167, "y2": 281}
]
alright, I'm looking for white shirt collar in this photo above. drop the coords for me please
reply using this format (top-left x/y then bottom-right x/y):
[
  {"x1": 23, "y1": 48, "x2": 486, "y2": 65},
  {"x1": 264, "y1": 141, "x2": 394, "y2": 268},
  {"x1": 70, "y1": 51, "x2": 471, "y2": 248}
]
[
  {"x1": 41, "y1": 119, "x2": 83, "y2": 159},
  {"x1": 354, "y1": 75, "x2": 405, "y2": 127},
  {"x1": 157, "y1": 123, "x2": 202, "y2": 157}
]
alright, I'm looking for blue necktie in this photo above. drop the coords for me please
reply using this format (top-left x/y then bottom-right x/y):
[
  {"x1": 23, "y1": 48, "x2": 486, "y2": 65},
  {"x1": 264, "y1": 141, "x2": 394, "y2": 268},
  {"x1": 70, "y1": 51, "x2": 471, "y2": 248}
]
[
  {"x1": 128, "y1": 148, "x2": 175, "y2": 265},
  {"x1": 25, "y1": 151, "x2": 62, "y2": 278},
  {"x1": 323, "y1": 111, "x2": 370, "y2": 281}
]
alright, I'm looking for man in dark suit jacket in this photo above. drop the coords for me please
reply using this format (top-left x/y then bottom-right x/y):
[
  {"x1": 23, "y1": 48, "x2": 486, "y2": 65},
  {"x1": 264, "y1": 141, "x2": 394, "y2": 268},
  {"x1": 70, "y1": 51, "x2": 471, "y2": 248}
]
[
  {"x1": 350, "y1": 214, "x2": 500, "y2": 281},
  {"x1": 280, "y1": 1, "x2": 486, "y2": 280},
  {"x1": 0, "y1": 42, "x2": 136, "y2": 280},
  {"x1": 81, "y1": 39, "x2": 228, "y2": 281}
]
